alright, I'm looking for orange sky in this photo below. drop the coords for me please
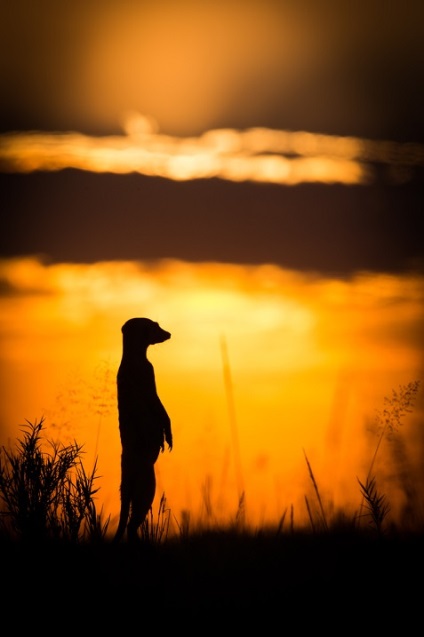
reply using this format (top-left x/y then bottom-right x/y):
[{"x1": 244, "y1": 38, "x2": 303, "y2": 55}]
[
  {"x1": 1, "y1": 257, "x2": 422, "y2": 532},
  {"x1": 1, "y1": 2, "x2": 423, "y2": 536}
]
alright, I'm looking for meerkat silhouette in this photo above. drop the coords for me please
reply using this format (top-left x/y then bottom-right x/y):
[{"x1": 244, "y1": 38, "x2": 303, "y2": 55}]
[{"x1": 113, "y1": 317, "x2": 173, "y2": 543}]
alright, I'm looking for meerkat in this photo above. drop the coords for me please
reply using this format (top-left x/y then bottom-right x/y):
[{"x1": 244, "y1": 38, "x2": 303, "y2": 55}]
[{"x1": 113, "y1": 317, "x2": 172, "y2": 543}]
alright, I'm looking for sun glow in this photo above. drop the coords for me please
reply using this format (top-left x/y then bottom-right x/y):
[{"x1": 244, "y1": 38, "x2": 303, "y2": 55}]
[{"x1": 0, "y1": 257, "x2": 423, "y2": 531}]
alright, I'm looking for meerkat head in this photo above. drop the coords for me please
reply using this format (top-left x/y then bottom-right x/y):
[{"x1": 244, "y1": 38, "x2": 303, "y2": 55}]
[{"x1": 121, "y1": 317, "x2": 171, "y2": 351}]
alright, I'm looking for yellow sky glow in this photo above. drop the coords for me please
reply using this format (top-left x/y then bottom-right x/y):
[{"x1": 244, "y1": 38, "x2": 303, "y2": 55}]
[{"x1": 1, "y1": 257, "x2": 422, "y2": 532}]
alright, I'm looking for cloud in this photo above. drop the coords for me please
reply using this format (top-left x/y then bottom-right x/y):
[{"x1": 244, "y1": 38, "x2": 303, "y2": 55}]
[{"x1": 1, "y1": 121, "x2": 423, "y2": 186}]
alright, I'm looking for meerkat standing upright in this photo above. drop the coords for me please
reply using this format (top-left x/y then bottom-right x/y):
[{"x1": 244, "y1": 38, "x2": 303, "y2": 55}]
[{"x1": 113, "y1": 317, "x2": 173, "y2": 543}]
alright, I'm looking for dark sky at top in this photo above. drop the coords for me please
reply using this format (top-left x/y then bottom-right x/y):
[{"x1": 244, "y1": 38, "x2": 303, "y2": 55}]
[
  {"x1": 1, "y1": 1, "x2": 423, "y2": 275},
  {"x1": 1, "y1": 1, "x2": 424, "y2": 142}
]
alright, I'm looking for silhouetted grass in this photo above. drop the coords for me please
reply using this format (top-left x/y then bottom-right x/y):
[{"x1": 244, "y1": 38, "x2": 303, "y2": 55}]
[
  {"x1": 0, "y1": 417, "x2": 109, "y2": 542},
  {"x1": 357, "y1": 475, "x2": 390, "y2": 536},
  {"x1": 1, "y1": 381, "x2": 422, "y2": 543},
  {"x1": 0, "y1": 382, "x2": 423, "y2": 625},
  {"x1": 303, "y1": 448, "x2": 329, "y2": 531}
]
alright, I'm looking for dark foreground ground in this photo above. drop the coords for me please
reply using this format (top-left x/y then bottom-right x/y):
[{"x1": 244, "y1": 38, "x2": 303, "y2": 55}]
[{"x1": 1, "y1": 528, "x2": 422, "y2": 630}]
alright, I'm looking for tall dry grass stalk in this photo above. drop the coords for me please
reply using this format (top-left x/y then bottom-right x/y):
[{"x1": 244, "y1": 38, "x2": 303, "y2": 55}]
[
  {"x1": 276, "y1": 506, "x2": 288, "y2": 534},
  {"x1": 303, "y1": 448, "x2": 329, "y2": 531},
  {"x1": 220, "y1": 335, "x2": 244, "y2": 502}
]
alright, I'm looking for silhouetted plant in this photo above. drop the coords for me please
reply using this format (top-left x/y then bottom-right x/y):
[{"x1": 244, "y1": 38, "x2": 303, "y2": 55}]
[
  {"x1": 357, "y1": 475, "x2": 390, "y2": 535},
  {"x1": 356, "y1": 380, "x2": 420, "y2": 530},
  {"x1": 275, "y1": 506, "x2": 288, "y2": 535},
  {"x1": 0, "y1": 417, "x2": 108, "y2": 542},
  {"x1": 85, "y1": 497, "x2": 111, "y2": 544},
  {"x1": 304, "y1": 495, "x2": 316, "y2": 533},
  {"x1": 366, "y1": 380, "x2": 420, "y2": 481},
  {"x1": 141, "y1": 492, "x2": 170, "y2": 544},
  {"x1": 175, "y1": 509, "x2": 190, "y2": 538},
  {"x1": 303, "y1": 449, "x2": 329, "y2": 532},
  {"x1": 234, "y1": 491, "x2": 246, "y2": 529}
]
